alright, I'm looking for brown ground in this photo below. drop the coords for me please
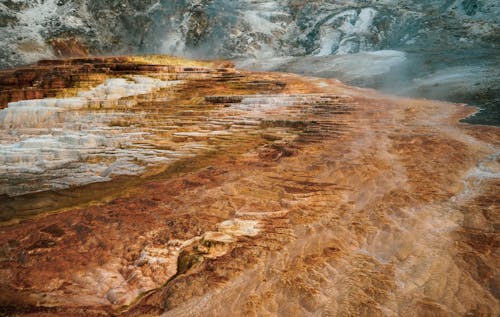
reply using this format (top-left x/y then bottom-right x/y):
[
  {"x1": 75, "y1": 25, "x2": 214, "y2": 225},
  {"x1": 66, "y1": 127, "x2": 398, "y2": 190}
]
[{"x1": 0, "y1": 56, "x2": 498, "y2": 316}]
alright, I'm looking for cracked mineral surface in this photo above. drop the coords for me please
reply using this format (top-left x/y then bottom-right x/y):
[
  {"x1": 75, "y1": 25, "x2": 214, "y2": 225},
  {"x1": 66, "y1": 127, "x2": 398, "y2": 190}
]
[{"x1": 0, "y1": 56, "x2": 498, "y2": 316}]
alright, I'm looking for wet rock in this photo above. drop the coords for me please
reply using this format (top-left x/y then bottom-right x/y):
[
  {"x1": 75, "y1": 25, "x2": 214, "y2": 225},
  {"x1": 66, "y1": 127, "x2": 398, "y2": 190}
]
[
  {"x1": 0, "y1": 56, "x2": 497, "y2": 317},
  {"x1": 27, "y1": 239, "x2": 56, "y2": 250},
  {"x1": 41, "y1": 224, "x2": 65, "y2": 237}
]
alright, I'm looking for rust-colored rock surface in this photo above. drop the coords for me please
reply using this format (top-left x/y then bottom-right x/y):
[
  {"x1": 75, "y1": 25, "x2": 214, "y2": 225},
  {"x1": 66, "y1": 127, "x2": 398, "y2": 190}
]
[
  {"x1": 49, "y1": 38, "x2": 89, "y2": 59},
  {"x1": 0, "y1": 56, "x2": 498, "y2": 316}
]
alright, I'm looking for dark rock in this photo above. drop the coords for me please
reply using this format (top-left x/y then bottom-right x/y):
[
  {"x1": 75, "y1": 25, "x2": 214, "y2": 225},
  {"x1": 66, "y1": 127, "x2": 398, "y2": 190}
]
[{"x1": 27, "y1": 239, "x2": 56, "y2": 250}]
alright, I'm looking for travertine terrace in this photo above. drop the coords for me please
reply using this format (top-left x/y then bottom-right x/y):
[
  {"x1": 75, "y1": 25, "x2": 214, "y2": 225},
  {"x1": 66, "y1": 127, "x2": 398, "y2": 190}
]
[{"x1": 0, "y1": 56, "x2": 498, "y2": 316}]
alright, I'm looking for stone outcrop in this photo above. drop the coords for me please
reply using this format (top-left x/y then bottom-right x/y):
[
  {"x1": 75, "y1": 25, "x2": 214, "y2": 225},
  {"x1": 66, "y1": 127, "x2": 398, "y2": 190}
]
[
  {"x1": 1, "y1": 1, "x2": 499, "y2": 125},
  {"x1": 0, "y1": 56, "x2": 498, "y2": 316},
  {"x1": 1, "y1": 0, "x2": 499, "y2": 66}
]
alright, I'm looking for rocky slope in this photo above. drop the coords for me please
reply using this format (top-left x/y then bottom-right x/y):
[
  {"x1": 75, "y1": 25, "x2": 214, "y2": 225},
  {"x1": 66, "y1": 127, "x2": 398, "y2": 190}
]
[
  {"x1": 1, "y1": 0, "x2": 499, "y2": 124},
  {"x1": 1, "y1": 0, "x2": 499, "y2": 63},
  {"x1": 0, "y1": 56, "x2": 498, "y2": 316}
]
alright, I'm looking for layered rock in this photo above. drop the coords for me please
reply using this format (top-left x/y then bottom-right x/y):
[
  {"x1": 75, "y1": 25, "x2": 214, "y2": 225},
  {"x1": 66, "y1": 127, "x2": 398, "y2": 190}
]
[
  {"x1": 0, "y1": 56, "x2": 498, "y2": 316},
  {"x1": 1, "y1": 0, "x2": 499, "y2": 125},
  {"x1": 0, "y1": 56, "x2": 230, "y2": 198}
]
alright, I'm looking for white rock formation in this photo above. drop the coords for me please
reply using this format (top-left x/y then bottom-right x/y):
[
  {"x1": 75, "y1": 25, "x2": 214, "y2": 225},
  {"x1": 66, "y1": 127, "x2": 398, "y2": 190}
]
[{"x1": 0, "y1": 76, "x2": 183, "y2": 196}]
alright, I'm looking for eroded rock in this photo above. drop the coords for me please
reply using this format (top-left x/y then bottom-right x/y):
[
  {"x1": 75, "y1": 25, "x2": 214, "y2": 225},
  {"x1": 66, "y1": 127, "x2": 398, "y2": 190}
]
[{"x1": 0, "y1": 56, "x2": 498, "y2": 317}]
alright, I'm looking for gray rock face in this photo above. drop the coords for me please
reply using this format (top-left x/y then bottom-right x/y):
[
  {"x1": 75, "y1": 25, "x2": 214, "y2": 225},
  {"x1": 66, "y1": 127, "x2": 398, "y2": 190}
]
[
  {"x1": 1, "y1": 0, "x2": 499, "y2": 124},
  {"x1": 2, "y1": 0, "x2": 498, "y2": 64}
]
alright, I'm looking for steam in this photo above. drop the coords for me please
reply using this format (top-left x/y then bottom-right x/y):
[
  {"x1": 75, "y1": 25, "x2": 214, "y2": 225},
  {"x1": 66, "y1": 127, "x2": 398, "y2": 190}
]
[{"x1": 1, "y1": 0, "x2": 499, "y2": 124}]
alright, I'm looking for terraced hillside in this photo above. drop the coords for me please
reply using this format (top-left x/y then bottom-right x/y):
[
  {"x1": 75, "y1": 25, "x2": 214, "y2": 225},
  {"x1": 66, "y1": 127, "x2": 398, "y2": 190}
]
[{"x1": 0, "y1": 56, "x2": 498, "y2": 316}]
